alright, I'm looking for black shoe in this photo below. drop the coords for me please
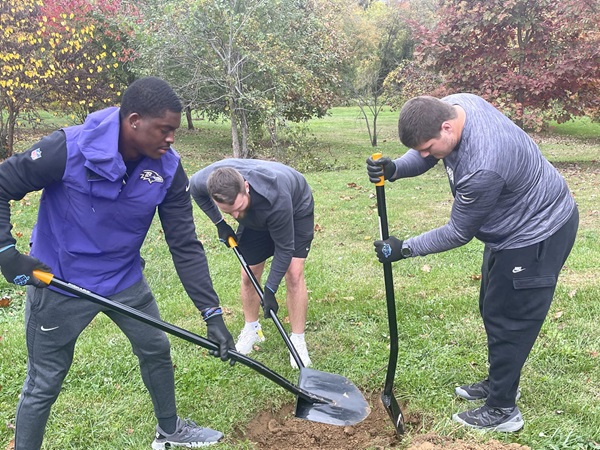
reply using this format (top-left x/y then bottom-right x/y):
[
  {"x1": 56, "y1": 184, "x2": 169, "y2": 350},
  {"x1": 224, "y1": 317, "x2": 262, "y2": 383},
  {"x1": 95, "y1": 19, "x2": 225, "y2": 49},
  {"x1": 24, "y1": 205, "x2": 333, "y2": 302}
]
[
  {"x1": 452, "y1": 404, "x2": 524, "y2": 432},
  {"x1": 455, "y1": 379, "x2": 521, "y2": 401}
]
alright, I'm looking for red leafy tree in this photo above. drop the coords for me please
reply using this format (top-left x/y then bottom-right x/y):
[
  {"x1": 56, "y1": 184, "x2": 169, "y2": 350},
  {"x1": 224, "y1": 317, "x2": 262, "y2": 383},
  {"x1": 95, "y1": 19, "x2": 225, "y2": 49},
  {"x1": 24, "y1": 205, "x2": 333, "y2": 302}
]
[{"x1": 408, "y1": 0, "x2": 600, "y2": 129}]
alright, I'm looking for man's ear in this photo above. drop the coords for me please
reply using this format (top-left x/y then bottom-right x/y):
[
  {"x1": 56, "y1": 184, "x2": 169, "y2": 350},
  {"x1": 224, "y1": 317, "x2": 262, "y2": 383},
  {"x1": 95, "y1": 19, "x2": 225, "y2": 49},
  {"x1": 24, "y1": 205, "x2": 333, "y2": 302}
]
[
  {"x1": 127, "y1": 113, "x2": 141, "y2": 130},
  {"x1": 244, "y1": 180, "x2": 250, "y2": 194},
  {"x1": 441, "y1": 120, "x2": 453, "y2": 134}
]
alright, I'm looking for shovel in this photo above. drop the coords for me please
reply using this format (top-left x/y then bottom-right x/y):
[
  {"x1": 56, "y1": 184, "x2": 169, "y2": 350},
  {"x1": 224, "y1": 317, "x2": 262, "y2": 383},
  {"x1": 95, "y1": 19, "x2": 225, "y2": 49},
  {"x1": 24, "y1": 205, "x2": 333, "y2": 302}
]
[
  {"x1": 33, "y1": 270, "x2": 369, "y2": 427},
  {"x1": 372, "y1": 152, "x2": 406, "y2": 434},
  {"x1": 226, "y1": 236, "x2": 370, "y2": 426}
]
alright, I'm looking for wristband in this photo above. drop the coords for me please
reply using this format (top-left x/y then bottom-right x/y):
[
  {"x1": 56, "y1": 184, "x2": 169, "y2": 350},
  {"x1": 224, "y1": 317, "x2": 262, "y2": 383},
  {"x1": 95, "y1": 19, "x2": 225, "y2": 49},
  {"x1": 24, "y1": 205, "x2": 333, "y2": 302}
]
[
  {"x1": 0, "y1": 244, "x2": 16, "y2": 253},
  {"x1": 201, "y1": 307, "x2": 223, "y2": 321}
]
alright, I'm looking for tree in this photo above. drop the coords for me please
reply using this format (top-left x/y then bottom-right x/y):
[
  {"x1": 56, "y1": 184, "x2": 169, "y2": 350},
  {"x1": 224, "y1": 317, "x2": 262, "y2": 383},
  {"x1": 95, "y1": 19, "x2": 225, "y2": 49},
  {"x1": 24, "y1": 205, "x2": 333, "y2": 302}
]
[
  {"x1": 343, "y1": 0, "x2": 414, "y2": 147},
  {"x1": 408, "y1": 0, "x2": 600, "y2": 129},
  {"x1": 0, "y1": 0, "x2": 137, "y2": 158},
  {"x1": 134, "y1": 0, "x2": 349, "y2": 158},
  {"x1": 40, "y1": 0, "x2": 139, "y2": 122}
]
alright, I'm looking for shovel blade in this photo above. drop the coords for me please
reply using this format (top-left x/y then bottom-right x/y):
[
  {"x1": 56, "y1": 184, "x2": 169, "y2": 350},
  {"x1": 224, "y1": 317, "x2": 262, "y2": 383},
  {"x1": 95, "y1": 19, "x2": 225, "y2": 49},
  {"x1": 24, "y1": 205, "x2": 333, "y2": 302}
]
[
  {"x1": 295, "y1": 367, "x2": 371, "y2": 426},
  {"x1": 381, "y1": 391, "x2": 405, "y2": 434}
]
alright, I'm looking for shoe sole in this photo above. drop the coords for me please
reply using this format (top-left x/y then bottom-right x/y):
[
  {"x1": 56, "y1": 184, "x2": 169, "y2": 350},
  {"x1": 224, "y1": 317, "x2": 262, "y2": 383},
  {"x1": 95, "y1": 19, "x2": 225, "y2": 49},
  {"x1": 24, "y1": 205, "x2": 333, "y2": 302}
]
[
  {"x1": 152, "y1": 440, "x2": 220, "y2": 448},
  {"x1": 452, "y1": 413, "x2": 524, "y2": 432}
]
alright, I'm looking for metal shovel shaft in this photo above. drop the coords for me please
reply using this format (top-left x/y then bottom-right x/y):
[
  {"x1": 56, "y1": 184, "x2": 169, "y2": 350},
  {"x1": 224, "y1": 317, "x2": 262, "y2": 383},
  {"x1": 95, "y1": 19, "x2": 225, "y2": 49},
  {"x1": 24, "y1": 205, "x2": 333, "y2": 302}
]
[
  {"x1": 373, "y1": 152, "x2": 406, "y2": 434},
  {"x1": 224, "y1": 239, "x2": 371, "y2": 427},
  {"x1": 32, "y1": 270, "x2": 329, "y2": 405},
  {"x1": 227, "y1": 237, "x2": 304, "y2": 369}
]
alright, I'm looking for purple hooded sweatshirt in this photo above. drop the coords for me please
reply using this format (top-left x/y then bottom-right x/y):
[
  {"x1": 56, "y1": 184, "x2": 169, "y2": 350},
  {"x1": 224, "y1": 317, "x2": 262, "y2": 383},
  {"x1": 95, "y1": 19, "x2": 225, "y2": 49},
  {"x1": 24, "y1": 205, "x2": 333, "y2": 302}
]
[{"x1": 30, "y1": 107, "x2": 179, "y2": 296}]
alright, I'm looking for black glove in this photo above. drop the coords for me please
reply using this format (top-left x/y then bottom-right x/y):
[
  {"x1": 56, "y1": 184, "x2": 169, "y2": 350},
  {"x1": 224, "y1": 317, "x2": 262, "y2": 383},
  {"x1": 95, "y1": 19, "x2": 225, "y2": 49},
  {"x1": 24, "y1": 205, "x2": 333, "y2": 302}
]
[
  {"x1": 374, "y1": 236, "x2": 405, "y2": 263},
  {"x1": 205, "y1": 314, "x2": 236, "y2": 366},
  {"x1": 262, "y1": 286, "x2": 279, "y2": 319},
  {"x1": 0, "y1": 246, "x2": 51, "y2": 288},
  {"x1": 366, "y1": 155, "x2": 396, "y2": 183},
  {"x1": 216, "y1": 219, "x2": 236, "y2": 247}
]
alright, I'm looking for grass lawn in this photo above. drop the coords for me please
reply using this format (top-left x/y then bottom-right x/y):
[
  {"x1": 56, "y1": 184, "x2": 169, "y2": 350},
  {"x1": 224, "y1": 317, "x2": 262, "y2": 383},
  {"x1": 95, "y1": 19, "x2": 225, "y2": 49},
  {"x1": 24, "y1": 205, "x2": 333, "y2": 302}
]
[{"x1": 1, "y1": 108, "x2": 599, "y2": 449}]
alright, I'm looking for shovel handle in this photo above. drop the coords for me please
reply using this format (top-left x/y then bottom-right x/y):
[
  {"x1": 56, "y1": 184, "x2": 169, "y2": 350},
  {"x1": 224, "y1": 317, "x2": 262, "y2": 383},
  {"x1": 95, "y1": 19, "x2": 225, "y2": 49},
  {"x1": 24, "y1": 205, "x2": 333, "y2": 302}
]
[
  {"x1": 33, "y1": 269, "x2": 54, "y2": 285},
  {"x1": 31, "y1": 270, "x2": 329, "y2": 404},
  {"x1": 372, "y1": 152, "x2": 385, "y2": 187},
  {"x1": 226, "y1": 239, "x2": 306, "y2": 369},
  {"x1": 372, "y1": 158, "x2": 403, "y2": 431}
]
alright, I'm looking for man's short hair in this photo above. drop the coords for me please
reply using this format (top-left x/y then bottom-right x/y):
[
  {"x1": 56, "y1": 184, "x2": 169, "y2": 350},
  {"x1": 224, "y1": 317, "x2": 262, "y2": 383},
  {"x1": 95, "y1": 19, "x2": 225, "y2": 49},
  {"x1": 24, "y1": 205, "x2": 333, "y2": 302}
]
[
  {"x1": 398, "y1": 96, "x2": 457, "y2": 149},
  {"x1": 207, "y1": 167, "x2": 246, "y2": 205},
  {"x1": 119, "y1": 76, "x2": 182, "y2": 120}
]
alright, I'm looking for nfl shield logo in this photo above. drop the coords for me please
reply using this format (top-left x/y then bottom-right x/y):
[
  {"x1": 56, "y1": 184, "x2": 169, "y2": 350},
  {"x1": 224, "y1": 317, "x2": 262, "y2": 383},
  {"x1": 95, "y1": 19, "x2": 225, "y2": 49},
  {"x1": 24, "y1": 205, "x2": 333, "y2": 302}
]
[{"x1": 31, "y1": 148, "x2": 42, "y2": 160}]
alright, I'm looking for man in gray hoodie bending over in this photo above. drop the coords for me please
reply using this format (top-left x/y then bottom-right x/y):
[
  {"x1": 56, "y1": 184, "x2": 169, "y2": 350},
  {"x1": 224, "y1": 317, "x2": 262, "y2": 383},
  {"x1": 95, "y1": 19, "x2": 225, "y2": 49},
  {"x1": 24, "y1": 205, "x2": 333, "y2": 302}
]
[
  {"x1": 190, "y1": 160, "x2": 314, "y2": 369},
  {"x1": 366, "y1": 94, "x2": 578, "y2": 432}
]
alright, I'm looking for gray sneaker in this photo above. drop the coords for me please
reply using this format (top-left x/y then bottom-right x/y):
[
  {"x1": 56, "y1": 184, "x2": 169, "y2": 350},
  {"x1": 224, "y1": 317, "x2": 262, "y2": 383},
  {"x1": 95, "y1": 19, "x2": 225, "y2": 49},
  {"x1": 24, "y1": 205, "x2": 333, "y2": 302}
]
[
  {"x1": 455, "y1": 379, "x2": 521, "y2": 401},
  {"x1": 151, "y1": 417, "x2": 223, "y2": 448},
  {"x1": 452, "y1": 404, "x2": 524, "y2": 432}
]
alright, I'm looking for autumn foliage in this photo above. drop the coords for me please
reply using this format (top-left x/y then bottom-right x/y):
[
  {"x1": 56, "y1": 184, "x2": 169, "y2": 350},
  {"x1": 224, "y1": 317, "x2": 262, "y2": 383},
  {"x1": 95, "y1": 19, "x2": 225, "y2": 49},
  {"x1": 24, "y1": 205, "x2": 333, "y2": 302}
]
[
  {"x1": 0, "y1": 0, "x2": 138, "y2": 157},
  {"x1": 391, "y1": 0, "x2": 600, "y2": 130}
]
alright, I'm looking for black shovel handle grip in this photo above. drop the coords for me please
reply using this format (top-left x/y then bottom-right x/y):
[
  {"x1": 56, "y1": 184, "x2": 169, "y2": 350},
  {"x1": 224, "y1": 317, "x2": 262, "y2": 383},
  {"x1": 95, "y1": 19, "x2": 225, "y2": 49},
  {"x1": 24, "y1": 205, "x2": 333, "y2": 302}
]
[
  {"x1": 226, "y1": 237, "x2": 305, "y2": 369},
  {"x1": 32, "y1": 270, "x2": 328, "y2": 404}
]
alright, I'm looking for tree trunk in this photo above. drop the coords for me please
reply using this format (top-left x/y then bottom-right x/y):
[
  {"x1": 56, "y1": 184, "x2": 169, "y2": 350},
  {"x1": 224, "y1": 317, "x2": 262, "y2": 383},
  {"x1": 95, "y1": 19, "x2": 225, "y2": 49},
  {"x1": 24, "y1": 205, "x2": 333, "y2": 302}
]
[
  {"x1": 185, "y1": 106, "x2": 194, "y2": 130},
  {"x1": 229, "y1": 98, "x2": 241, "y2": 158},
  {"x1": 239, "y1": 108, "x2": 249, "y2": 158}
]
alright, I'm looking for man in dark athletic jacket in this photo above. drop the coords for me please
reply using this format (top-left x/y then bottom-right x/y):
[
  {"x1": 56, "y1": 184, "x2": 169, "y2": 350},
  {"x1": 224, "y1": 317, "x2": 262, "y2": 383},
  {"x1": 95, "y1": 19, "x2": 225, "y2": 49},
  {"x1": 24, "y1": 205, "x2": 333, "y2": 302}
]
[
  {"x1": 190, "y1": 159, "x2": 314, "y2": 369},
  {"x1": 366, "y1": 94, "x2": 578, "y2": 432},
  {"x1": 0, "y1": 77, "x2": 235, "y2": 449}
]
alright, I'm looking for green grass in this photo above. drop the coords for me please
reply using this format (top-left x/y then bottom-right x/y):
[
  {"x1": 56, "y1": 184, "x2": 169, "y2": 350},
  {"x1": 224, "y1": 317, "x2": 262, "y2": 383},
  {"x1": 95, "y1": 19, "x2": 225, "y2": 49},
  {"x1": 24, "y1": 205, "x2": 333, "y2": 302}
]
[{"x1": 1, "y1": 110, "x2": 599, "y2": 449}]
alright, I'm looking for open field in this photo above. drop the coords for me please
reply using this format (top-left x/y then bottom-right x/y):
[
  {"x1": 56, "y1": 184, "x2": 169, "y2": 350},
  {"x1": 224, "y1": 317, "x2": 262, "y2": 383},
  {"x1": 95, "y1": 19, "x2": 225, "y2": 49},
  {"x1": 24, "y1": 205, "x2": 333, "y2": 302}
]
[{"x1": 1, "y1": 108, "x2": 599, "y2": 449}]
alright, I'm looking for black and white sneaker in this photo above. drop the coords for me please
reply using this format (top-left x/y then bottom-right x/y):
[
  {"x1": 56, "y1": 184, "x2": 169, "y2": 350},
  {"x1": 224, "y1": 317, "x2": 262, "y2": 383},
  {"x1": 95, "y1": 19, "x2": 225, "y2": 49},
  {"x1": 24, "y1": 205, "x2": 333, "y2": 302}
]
[
  {"x1": 452, "y1": 404, "x2": 524, "y2": 432},
  {"x1": 152, "y1": 417, "x2": 223, "y2": 448},
  {"x1": 455, "y1": 379, "x2": 521, "y2": 401}
]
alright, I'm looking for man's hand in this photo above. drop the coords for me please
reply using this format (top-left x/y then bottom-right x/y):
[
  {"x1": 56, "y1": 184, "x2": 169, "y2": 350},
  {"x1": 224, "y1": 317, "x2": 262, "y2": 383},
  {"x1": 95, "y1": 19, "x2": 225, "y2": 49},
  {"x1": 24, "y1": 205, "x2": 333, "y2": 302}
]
[
  {"x1": 0, "y1": 246, "x2": 50, "y2": 288},
  {"x1": 374, "y1": 236, "x2": 405, "y2": 263},
  {"x1": 366, "y1": 155, "x2": 395, "y2": 183},
  {"x1": 262, "y1": 286, "x2": 279, "y2": 319},
  {"x1": 205, "y1": 314, "x2": 236, "y2": 366},
  {"x1": 216, "y1": 219, "x2": 236, "y2": 247}
]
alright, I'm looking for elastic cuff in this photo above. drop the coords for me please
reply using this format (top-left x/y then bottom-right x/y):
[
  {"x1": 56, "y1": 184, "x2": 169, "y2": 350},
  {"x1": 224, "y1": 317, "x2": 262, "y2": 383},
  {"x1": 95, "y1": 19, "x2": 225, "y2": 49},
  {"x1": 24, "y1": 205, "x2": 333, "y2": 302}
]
[
  {"x1": 201, "y1": 307, "x2": 223, "y2": 321},
  {"x1": 265, "y1": 285, "x2": 276, "y2": 294}
]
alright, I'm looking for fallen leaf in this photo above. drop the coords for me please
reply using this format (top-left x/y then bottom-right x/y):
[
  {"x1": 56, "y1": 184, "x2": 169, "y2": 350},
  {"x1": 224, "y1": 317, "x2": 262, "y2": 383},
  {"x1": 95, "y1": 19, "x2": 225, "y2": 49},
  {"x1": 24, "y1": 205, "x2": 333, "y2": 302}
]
[
  {"x1": 421, "y1": 264, "x2": 431, "y2": 273},
  {"x1": 470, "y1": 274, "x2": 482, "y2": 280},
  {"x1": 0, "y1": 296, "x2": 11, "y2": 308},
  {"x1": 554, "y1": 311, "x2": 564, "y2": 320}
]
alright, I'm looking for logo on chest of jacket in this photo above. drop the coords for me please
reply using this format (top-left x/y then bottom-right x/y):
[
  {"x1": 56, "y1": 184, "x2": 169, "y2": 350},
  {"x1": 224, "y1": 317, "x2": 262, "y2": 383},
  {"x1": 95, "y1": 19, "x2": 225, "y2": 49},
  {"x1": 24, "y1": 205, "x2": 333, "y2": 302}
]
[{"x1": 139, "y1": 170, "x2": 164, "y2": 184}]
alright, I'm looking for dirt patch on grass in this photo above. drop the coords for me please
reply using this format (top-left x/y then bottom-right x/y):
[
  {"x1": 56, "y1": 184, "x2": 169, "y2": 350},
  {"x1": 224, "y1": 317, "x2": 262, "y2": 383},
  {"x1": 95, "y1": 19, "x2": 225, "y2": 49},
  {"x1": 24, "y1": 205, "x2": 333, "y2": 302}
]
[{"x1": 240, "y1": 393, "x2": 530, "y2": 449}]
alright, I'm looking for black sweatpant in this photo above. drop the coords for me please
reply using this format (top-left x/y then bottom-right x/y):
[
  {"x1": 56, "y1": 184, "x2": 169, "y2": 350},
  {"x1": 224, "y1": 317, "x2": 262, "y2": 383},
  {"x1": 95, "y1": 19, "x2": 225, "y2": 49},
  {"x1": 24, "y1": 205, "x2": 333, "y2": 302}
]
[
  {"x1": 14, "y1": 278, "x2": 177, "y2": 450},
  {"x1": 480, "y1": 207, "x2": 578, "y2": 408}
]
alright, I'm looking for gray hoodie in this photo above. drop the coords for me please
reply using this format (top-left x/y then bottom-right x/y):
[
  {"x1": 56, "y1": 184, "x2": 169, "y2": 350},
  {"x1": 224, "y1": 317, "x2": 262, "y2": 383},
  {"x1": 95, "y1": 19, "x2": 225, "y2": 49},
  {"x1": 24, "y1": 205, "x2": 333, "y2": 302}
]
[
  {"x1": 190, "y1": 159, "x2": 313, "y2": 292},
  {"x1": 390, "y1": 93, "x2": 576, "y2": 256}
]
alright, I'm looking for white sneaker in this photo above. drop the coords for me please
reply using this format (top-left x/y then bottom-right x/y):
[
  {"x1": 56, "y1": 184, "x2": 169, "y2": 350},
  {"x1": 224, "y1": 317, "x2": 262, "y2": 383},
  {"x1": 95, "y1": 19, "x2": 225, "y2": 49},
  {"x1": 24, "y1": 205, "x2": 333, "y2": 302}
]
[
  {"x1": 235, "y1": 323, "x2": 265, "y2": 355},
  {"x1": 289, "y1": 334, "x2": 312, "y2": 369}
]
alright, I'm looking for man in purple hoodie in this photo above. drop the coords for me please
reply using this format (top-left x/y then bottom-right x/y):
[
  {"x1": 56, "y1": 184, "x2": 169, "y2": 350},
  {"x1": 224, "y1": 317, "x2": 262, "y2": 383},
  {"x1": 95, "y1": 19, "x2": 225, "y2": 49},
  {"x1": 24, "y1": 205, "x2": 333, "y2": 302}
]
[{"x1": 0, "y1": 77, "x2": 234, "y2": 449}]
